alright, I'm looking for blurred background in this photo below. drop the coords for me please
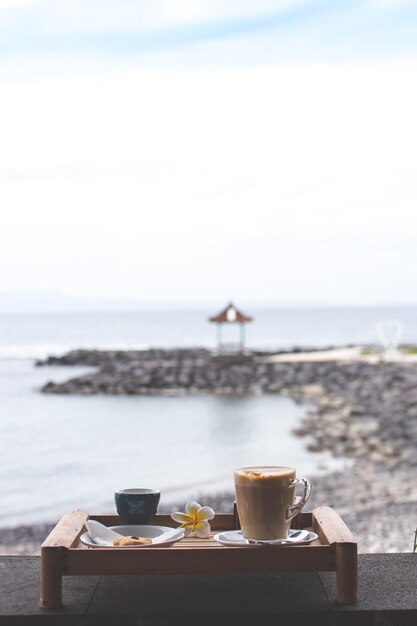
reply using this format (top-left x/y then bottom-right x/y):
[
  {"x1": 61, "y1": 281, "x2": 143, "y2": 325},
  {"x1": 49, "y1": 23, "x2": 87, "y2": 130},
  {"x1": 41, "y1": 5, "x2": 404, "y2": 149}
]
[{"x1": 1, "y1": 0, "x2": 417, "y2": 552}]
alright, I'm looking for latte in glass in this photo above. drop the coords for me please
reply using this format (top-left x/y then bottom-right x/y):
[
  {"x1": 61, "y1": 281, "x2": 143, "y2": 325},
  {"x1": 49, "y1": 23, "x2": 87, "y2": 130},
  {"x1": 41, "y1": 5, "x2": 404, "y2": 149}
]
[{"x1": 234, "y1": 466, "x2": 311, "y2": 543}]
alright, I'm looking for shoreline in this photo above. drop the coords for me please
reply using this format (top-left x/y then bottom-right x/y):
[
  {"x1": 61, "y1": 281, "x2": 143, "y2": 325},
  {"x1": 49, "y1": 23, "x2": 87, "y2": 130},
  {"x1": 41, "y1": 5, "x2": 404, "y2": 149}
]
[{"x1": 3, "y1": 346, "x2": 417, "y2": 555}]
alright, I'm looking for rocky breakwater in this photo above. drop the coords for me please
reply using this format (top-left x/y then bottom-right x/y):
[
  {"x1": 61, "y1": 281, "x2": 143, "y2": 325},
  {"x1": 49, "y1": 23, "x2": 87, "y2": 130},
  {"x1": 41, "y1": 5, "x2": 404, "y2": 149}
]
[
  {"x1": 290, "y1": 360, "x2": 417, "y2": 468},
  {"x1": 39, "y1": 349, "x2": 417, "y2": 470}
]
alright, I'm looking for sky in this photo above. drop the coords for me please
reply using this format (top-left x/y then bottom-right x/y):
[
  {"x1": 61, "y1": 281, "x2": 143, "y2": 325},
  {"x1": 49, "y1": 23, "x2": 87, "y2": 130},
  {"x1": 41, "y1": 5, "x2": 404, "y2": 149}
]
[{"x1": 1, "y1": 0, "x2": 417, "y2": 311}]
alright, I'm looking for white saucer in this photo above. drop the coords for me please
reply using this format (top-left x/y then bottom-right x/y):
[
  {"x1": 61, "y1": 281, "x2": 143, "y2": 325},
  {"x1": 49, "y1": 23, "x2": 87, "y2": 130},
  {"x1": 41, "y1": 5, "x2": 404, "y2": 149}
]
[
  {"x1": 80, "y1": 524, "x2": 185, "y2": 548},
  {"x1": 213, "y1": 529, "x2": 318, "y2": 547}
]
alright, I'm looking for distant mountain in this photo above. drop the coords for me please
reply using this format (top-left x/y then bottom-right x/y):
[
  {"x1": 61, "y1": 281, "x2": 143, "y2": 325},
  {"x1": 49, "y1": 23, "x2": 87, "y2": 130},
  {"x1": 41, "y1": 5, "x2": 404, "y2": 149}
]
[
  {"x1": 0, "y1": 291, "x2": 213, "y2": 313},
  {"x1": 1, "y1": 291, "x2": 414, "y2": 314},
  {"x1": 0, "y1": 291, "x2": 162, "y2": 314}
]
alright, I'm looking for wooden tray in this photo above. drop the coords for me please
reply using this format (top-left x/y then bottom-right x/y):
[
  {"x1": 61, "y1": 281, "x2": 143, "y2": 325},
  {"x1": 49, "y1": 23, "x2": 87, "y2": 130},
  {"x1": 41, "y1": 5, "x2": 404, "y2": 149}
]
[{"x1": 39, "y1": 506, "x2": 358, "y2": 609}]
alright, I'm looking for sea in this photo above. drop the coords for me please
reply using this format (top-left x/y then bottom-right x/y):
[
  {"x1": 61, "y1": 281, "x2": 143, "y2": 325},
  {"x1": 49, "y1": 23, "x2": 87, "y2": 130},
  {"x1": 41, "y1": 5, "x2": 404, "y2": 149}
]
[{"x1": 1, "y1": 306, "x2": 416, "y2": 528}]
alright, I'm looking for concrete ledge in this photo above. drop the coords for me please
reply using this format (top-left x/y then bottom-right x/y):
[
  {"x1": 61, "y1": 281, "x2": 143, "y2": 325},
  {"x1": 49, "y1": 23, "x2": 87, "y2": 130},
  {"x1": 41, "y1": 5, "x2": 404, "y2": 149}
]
[{"x1": 0, "y1": 554, "x2": 416, "y2": 625}]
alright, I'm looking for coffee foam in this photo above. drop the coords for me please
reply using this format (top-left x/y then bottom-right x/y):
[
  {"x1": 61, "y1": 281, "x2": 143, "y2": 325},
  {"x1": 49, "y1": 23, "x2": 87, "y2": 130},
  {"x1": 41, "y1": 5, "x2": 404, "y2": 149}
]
[{"x1": 235, "y1": 466, "x2": 295, "y2": 486}]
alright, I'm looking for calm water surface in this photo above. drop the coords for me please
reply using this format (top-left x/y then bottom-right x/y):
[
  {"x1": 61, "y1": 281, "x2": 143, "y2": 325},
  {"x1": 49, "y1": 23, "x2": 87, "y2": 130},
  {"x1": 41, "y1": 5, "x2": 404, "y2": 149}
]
[{"x1": 0, "y1": 359, "x2": 345, "y2": 527}]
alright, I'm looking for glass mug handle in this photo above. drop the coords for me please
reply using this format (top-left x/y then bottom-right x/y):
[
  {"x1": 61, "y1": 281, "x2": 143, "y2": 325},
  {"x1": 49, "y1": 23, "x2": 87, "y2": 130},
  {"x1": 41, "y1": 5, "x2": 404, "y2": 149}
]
[{"x1": 287, "y1": 477, "x2": 311, "y2": 520}]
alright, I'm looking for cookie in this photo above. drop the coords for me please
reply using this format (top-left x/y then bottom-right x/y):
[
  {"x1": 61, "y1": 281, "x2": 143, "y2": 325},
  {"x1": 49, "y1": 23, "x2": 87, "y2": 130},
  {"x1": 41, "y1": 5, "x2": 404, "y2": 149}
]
[{"x1": 113, "y1": 535, "x2": 152, "y2": 546}]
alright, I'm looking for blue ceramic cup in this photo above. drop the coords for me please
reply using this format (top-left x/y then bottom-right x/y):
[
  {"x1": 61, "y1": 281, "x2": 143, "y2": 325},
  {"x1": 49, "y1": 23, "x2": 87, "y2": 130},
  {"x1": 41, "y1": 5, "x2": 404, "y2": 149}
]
[{"x1": 115, "y1": 488, "x2": 160, "y2": 524}]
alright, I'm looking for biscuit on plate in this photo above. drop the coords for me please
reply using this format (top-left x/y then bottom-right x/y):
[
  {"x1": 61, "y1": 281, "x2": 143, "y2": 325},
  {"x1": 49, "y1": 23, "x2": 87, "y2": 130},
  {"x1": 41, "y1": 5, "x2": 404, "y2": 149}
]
[{"x1": 113, "y1": 535, "x2": 152, "y2": 546}]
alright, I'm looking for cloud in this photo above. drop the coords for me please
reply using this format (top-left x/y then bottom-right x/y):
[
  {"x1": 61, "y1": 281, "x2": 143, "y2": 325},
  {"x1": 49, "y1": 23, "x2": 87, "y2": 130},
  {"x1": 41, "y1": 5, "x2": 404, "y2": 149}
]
[
  {"x1": 1, "y1": 62, "x2": 417, "y2": 304},
  {"x1": 0, "y1": 0, "x2": 316, "y2": 33},
  {"x1": 158, "y1": 0, "x2": 314, "y2": 24},
  {"x1": 1, "y1": 2, "x2": 417, "y2": 305},
  {"x1": 370, "y1": 0, "x2": 412, "y2": 7},
  {"x1": 2, "y1": 0, "x2": 417, "y2": 72}
]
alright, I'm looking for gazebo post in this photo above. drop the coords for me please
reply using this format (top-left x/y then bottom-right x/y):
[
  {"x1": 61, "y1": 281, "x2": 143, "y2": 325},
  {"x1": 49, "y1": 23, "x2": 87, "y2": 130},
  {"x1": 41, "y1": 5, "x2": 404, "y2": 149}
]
[{"x1": 209, "y1": 302, "x2": 253, "y2": 354}]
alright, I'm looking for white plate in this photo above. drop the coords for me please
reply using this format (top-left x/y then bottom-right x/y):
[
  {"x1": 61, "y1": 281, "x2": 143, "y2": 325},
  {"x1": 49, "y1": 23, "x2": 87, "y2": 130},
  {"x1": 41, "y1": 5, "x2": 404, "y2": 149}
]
[
  {"x1": 213, "y1": 529, "x2": 318, "y2": 547},
  {"x1": 80, "y1": 524, "x2": 185, "y2": 548}
]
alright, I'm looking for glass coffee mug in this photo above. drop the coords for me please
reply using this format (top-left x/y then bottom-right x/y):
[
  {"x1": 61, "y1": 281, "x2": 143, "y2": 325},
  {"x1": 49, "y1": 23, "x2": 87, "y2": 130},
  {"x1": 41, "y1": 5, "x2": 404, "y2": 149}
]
[{"x1": 234, "y1": 466, "x2": 311, "y2": 543}]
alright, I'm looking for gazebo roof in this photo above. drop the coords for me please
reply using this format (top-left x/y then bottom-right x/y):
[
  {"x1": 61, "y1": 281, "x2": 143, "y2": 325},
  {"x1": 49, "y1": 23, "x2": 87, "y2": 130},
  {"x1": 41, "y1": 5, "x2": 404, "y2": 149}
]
[{"x1": 209, "y1": 302, "x2": 253, "y2": 324}]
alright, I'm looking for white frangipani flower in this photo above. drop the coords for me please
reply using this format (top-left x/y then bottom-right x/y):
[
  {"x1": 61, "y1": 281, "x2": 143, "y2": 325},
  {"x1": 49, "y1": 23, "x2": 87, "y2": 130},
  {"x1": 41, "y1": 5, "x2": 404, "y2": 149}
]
[{"x1": 171, "y1": 500, "x2": 215, "y2": 538}]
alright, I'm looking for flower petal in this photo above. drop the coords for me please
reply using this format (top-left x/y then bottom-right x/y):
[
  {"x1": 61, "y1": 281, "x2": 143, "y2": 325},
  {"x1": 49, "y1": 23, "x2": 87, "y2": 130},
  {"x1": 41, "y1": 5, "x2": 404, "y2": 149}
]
[
  {"x1": 195, "y1": 520, "x2": 211, "y2": 538},
  {"x1": 185, "y1": 501, "x2": 201, "y2": 517},
  {"x1": 171, "y1": 512, "x2": 192, "y2": 524},
  {"x1": 183, "y1": 526, "x2": 193, "y2": 536},
  {"x1": 196, "y1": 506, "x2": 215, "y2": 521}
]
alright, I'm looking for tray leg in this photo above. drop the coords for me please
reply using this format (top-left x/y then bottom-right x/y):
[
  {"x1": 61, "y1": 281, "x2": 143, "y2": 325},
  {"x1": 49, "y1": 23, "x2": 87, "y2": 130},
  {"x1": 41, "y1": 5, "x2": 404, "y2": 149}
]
[
  {"x1": 335, "y1": 542, "x2": 358, "y2": 604},
  {"x1": 39, "y1": 547, "x2": 63, "y2": 609}
]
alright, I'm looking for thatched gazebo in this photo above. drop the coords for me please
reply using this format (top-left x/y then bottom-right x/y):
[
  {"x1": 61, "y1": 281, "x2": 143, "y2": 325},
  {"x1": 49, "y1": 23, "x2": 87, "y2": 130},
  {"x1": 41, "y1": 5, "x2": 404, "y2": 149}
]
[{"x1": 209, "y1": 302, "x2": 253, "y2": 352}]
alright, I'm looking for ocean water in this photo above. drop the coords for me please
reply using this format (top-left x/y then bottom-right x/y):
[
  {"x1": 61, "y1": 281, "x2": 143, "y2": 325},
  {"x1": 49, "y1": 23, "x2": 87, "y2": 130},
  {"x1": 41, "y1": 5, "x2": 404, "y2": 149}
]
[
  {"x1": 0, "y1": 358, "x2": 346, "y2": 527},
  {"x1": 1, "y1": 306, "x2": 417, "y2": 358},
  {"x1": 1, "y1": 307, "x2": 416, "y2": 528}
]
